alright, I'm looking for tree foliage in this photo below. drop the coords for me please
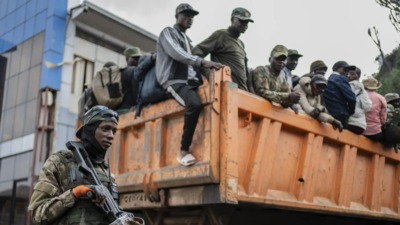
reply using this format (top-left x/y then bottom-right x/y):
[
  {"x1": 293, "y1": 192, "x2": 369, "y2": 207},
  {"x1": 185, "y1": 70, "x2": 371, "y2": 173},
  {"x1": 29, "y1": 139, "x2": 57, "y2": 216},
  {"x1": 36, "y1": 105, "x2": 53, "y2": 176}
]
[
  {"x1": 375, "y1": 46, "x2": 400, "y2": 79},
  {"x1": 375, "y1": 45, "x2": 400, "y2": 95},
  {"x1": 368, "y1": 27, "x2": 387, "y2": 71},
  {"x1": 372, "y1": 1, "x2": 400, "y2": 95},
  {"x1": 378, "y1": 68, "x2": 400, "y2": 95},
  {"x1": 376, "y1": 0, "x2": 400, "y2": 32}
]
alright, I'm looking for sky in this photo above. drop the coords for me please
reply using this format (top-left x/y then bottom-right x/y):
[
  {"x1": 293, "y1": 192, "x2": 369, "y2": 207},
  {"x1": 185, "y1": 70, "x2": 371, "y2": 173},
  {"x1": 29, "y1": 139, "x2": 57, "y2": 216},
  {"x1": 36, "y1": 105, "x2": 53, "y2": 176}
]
[{"x1": 86, "y1": 0, "x2": 400, "y2": 79}]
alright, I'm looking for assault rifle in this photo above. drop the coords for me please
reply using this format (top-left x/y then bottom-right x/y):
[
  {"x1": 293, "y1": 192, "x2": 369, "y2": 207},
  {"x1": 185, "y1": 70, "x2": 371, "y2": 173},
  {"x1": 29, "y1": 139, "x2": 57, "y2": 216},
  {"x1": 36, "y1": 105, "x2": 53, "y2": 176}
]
[{"x1": 66, "y1": 141, "x2": 144, "y2": 225}]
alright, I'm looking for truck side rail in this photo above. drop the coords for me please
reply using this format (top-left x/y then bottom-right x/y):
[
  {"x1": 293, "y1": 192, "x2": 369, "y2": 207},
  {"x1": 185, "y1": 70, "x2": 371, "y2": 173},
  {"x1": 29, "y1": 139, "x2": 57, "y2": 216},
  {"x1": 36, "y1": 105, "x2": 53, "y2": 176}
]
[{"x1": 228, "y1": 82, "x2": 400, "y2": 221}]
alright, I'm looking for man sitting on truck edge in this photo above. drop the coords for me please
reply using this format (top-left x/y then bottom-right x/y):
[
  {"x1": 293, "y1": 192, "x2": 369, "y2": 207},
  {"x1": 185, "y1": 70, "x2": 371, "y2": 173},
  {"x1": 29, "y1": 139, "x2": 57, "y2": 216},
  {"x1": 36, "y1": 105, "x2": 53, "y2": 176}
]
[
  {"x1": 384, "y1": 93, "x2": 400, "y2": 152},
  {"x1": 192, "y1": 7, "x2": 254, "y2": 92},
  {"x1": 28, "y1": 106, "x2": 120, "y2": 225},
  {"x1": 294, "y1": 75, "x2": 343, "y2": 132},
  {"x1": 252, "y1": 44, "x2": 301, "y2": 112},
  {"x1": 283, "y1": 49, "x2": 303, "y2": 89},
  {"x1": 362, "y1": 77, "x2": 388, "y2": 145},
  {"x1": 347, "y1": 68, "x2": 372, "y2": 135},
  {"x1": 156, "y1": 3, "x2": 222, "y2": 166},
  {"x1": 323, "y1": 61, "x2": 357, "y2": 129},
  {"x1": 309, "y1": 60, "x2": 328, "y2": 77}
]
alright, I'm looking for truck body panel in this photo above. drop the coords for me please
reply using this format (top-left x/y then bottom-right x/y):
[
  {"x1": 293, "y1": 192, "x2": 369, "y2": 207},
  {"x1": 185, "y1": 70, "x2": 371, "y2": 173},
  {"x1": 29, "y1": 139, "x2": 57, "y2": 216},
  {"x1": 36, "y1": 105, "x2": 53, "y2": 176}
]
[{"x1": 101, "y1": 67, "x2": 400, "y2": 222}]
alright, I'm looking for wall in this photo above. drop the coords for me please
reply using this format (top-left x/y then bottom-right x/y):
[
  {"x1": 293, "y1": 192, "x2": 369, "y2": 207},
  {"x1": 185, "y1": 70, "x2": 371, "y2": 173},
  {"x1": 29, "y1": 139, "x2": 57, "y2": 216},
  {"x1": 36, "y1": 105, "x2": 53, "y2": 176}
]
[
  {"x1": 0, "y1": 33, "x2": 44, "y2": 158},
  {"x1": 0, "y1": 0, "x2": 68, "y2": 91},
  {"x1": 0, "y1": 1, "x2": 68, "y2": 223},
  {"x1": 54, "y1": 21, "x2": 126, "y2": 152}
]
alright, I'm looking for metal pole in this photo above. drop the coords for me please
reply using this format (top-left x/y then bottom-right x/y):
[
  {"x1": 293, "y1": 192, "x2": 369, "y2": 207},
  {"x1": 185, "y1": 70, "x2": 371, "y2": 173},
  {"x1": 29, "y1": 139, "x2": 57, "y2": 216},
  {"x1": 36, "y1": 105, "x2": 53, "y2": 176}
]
[
  {"x1": 39, "y1": 88, "x2": 49, "y2": 162},
  {"x1": 27, "y1": 88, "x2": 44, "y2": 225}
]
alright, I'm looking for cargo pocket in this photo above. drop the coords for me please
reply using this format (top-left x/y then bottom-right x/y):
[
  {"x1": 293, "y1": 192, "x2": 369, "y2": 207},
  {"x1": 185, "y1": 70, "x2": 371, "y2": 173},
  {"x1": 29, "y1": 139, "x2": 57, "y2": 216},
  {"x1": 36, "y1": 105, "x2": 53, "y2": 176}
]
[
  {"x1": 34, "y1": 181, "x2": 58, "y2": 196},
  {"x1": 107, "y1": 82, "x2": 121, "y2": 98}
]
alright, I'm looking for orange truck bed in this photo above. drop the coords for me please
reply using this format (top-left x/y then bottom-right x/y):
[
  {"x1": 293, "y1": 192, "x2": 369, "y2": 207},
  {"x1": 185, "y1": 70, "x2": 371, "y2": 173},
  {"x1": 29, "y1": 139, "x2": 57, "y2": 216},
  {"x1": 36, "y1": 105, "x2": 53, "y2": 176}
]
[{"x1": 104, "y1": 67, "x2": 400, "y2": 223}]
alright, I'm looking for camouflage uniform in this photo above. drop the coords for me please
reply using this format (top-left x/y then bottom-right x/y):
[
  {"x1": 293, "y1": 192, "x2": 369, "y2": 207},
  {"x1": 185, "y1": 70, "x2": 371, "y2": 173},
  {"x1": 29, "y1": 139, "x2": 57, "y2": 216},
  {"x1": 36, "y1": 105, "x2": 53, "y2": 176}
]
[
  {"x1": 385, "y1": 93, "x2": 400, "y2": 126},
  {"x1": 252, "y1": 65, "x2": 293, "y2": 107},
  {"x1": 28, "y1": 151, "x2": 112, "y2": 225},
  {"x1": 386, "y1": 104, "x2": 400, "y2": 126},
  {"x1": 28, "y1": 106, "x2": 119, "y2": 225}
]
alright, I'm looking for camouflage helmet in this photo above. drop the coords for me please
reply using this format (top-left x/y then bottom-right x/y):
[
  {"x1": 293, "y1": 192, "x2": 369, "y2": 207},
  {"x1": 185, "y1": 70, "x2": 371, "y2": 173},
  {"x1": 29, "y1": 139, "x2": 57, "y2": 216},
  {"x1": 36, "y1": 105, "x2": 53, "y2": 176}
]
[
  {"x1": 385, "y1": 93, "x2": 400, "y2": 103},
  {"x1": 76, "y1": 106, "x2": 119, "y2": 139}
]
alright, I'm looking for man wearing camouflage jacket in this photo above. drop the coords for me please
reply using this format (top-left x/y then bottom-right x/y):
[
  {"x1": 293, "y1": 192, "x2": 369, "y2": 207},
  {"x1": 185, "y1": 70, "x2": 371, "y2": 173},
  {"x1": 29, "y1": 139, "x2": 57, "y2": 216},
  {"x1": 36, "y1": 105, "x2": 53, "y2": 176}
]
[
  {"x1": 28, "y1": 106, "x2": 119, "y2": 225},
  {"x1": 252, "y1": 45, "x2": 301, "y2": 110},
  {"x1": 383, "y1": 93, "x2": 400, "y2": 152}
]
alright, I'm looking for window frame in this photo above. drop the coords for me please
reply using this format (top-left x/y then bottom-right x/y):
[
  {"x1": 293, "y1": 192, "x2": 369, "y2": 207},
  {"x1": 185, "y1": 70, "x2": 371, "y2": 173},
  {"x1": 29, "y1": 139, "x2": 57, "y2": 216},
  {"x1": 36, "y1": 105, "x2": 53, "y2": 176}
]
[{"x1": 3, "y1": 178, "x2": 29, "y2": 225}]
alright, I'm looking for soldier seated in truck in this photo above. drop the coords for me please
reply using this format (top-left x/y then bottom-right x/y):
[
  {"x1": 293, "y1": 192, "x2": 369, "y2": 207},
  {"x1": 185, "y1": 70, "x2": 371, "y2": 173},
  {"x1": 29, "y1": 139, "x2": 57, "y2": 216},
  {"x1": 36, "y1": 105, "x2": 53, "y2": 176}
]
[
  {"x1": 294, "y1": 75, "x2": 343, "y2": 132},
  {"x1": 251, "y1": 44, "x2": 301, "y2": 113},
  {"x1": 156, "y1": 3, "x2": 222, "y2": 166},
  {"x1": 383, "y1": 93, "x2": 400, "y2": 152},
  {"x1": 115, "y1": 47, "x2": 157, "y2": 114}
]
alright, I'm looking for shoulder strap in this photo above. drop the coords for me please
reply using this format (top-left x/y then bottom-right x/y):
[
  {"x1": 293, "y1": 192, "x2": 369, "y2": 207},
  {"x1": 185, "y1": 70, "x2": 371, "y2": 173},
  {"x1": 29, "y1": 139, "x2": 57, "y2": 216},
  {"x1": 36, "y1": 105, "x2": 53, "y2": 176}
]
[
  {"x1": 239, "y1": 40, "x2": 245, "y2": 49},
  {"x1": 279, "y1": 72, "x2": 285, "y2": 84},
  {"x1": 108, "y1": 67, "x2": 112, "y2": 84},
  {"x1": 240, "y1": 40, "x2": 249, "y2": 77},
  {"x1": 264, "y1": 66, "x2": 270, "y2": 79},
  {"x1": 99, "y1": 71, "x2": 105, "y2": 88}
]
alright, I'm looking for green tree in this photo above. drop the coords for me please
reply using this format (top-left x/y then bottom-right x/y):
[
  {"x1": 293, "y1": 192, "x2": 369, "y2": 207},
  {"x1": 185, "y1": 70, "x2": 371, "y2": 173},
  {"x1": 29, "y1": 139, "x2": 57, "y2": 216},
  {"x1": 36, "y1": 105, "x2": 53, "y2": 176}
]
[
  {"x1": 371, "y1": 1, "x2": 400, "y2": 95},
  {"x1": 375, "y1": 46, "x2": 400, "y2": 96},
  {"x1": 375, "y1": 45, "x2": 400, "y2": 79}
]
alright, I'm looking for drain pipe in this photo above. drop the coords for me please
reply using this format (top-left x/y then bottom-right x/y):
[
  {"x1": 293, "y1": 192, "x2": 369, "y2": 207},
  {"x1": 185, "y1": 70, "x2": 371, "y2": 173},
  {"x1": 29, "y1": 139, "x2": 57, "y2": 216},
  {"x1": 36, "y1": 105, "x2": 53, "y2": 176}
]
[{"x1": 27, "y1": 88, "x2": 47, "y2": 225}]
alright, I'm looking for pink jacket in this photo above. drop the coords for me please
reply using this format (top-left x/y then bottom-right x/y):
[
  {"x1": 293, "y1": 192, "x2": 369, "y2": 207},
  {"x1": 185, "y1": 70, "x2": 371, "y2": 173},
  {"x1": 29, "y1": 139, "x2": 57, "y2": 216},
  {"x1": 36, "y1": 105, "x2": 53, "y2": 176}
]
[{"x1": 362, "y1": 90, "x2": 387, "y2": 135}]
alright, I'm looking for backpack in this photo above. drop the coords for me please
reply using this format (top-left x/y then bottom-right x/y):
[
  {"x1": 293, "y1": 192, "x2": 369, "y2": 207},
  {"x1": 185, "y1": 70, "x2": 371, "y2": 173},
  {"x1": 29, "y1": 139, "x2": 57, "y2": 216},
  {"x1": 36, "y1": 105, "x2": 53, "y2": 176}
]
[
  {"x1": 78, "y1": 86, "x2": 98, "y2": 124},
  {"x1": 141, "y1": 66, "x2": 166, "y2": 104},
  {"x1": 92, "y1": 66, "x2": 124, "y2": 109},
  {"x1": 135, "y1": 65, "x2": 167, "y2": 118}
]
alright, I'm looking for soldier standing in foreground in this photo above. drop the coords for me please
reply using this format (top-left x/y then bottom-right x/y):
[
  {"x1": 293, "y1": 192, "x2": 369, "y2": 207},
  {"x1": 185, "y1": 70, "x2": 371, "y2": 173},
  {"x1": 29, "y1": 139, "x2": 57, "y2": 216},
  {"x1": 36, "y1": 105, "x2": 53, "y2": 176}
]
[{"x1": 28, "y1": 106, "x2": 120, "y2": 225}]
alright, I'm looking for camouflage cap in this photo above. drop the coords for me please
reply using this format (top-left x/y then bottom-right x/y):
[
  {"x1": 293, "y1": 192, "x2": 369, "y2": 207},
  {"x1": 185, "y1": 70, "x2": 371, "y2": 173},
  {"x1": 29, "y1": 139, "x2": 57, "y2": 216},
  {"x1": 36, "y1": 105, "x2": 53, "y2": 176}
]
[
  {"x1": 76, "y1": 106, "x2": 119, "y2": 139},
  {"x1": 123, "y1": 47, "x2": 142, "y2": 58},
  {"x1": 288, "y1": 49, "x2": 303, "y2": 58},
  {"x1": 176, "y1": 3, "x2": 199, "y2": 15},
  {"x1": 385, "y1": 93, "x2": 400, "y2": 103},
  {"x1": 271, "y1": 45, "x2": 288, "y2": 58},
  {"x1": 231, "y1": 7, "x2": 254, "y2": 23}
]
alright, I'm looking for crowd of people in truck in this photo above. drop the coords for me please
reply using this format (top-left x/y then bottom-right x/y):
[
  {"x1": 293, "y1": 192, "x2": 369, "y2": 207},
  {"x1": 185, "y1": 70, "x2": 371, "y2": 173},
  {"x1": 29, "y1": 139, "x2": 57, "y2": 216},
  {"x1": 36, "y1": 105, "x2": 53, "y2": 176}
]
[{"x1": 80, "y1": 3, "x2": 400, "y2": 166}]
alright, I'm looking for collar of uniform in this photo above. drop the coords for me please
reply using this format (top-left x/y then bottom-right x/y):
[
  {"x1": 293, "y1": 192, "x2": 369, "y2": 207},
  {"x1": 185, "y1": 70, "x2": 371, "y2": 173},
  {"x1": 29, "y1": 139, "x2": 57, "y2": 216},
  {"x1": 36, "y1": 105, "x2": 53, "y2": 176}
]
[
  {"x1": 332, "y1": 71, "x2": 340, "y2": 76},
  {"x1": 92, "y1": 160, "x2": 109, "y2": 169},
  {"x1": 173, "y1": 24, "x2": 193, "y2": 43},
  {"x1": 283, "y1": 67, "x2": 291, "y2": 75},
  {"x1": 266, "y1": 65, "x2": 281, "y2": 77},
  {"x1": 227, "y1": 26, "x2": 240, "y2": 39}
]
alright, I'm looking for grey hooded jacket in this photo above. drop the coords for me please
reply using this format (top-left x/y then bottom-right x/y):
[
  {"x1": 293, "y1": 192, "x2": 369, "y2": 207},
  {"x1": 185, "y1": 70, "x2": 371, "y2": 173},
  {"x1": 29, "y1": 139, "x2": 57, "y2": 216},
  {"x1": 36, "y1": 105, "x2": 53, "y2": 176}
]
[{"x1": 156, "y1": 24, "x2": 203, "y2": 89}]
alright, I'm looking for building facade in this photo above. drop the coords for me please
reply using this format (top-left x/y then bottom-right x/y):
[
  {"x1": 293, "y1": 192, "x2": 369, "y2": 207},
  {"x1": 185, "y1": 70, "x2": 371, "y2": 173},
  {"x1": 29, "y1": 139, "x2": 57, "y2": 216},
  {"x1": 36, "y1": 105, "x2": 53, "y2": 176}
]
[{"x1": 0, "y1": 1, "x2": 157, "y2": 224}]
